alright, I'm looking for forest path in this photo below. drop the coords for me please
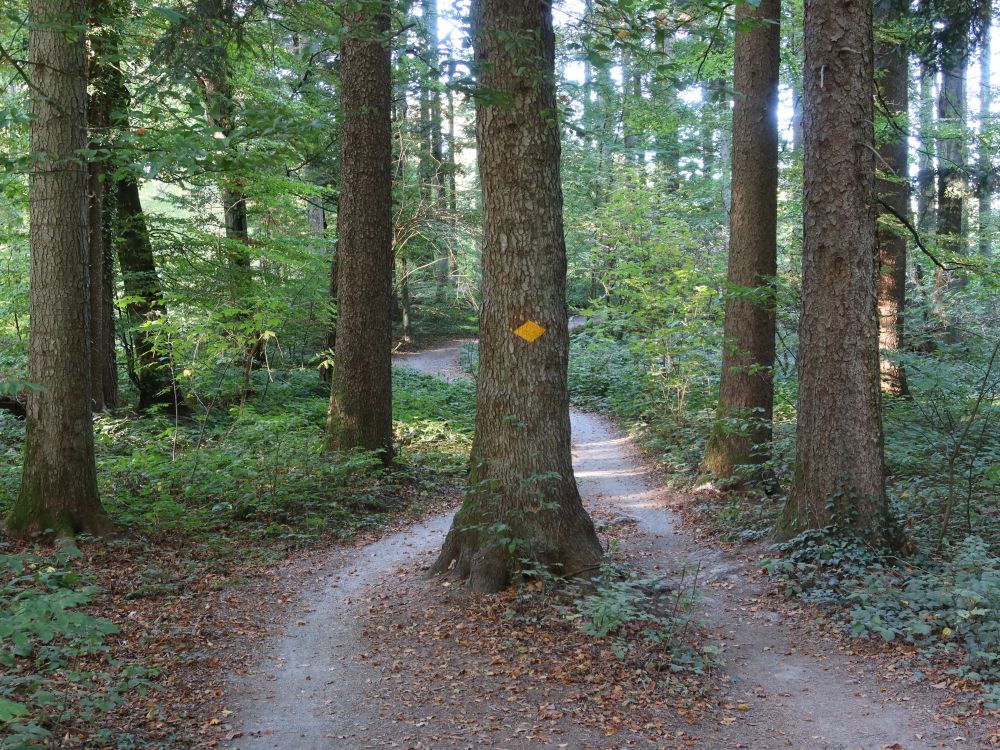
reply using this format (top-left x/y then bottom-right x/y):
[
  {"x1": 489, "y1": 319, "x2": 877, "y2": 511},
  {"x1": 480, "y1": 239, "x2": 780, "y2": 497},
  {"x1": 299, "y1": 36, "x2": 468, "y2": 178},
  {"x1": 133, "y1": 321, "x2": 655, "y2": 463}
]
[{"x1": 225, "y1": 342, "x2": 990, "y2": 750}]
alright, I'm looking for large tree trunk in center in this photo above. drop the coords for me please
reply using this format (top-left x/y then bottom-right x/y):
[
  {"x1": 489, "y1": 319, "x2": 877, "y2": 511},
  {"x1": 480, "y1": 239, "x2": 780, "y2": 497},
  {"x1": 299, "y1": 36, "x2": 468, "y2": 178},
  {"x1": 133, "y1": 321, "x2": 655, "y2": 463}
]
[
  {"x1": 326, "y1": 2, "x2": 394, "y2": 457},
  {"x1": 779, "y1": 0, "x2": 898, "y2": 546},
  {"x1": 704, "y1": 0, "x2": 780, "y2": 480},
  {"x1": 431, "y1": 0, "x2": 602, "y2": 593},
  {"x1": 9, "y1": 0, "x2": 109, "y2": 536}
]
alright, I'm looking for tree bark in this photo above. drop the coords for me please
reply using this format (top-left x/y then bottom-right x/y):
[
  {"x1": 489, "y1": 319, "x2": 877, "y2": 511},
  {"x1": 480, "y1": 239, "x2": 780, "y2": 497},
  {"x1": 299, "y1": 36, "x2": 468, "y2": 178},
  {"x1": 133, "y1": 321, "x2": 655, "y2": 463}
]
[
  {"x1": 326, "y1": 2, "x2": 394, "y2": 458},
  {"x1": 432, "y1": 0, "x2": 602, "y2": 593},
  {"x1": 9, "y1": 0, "x2": 109, "y2": 536},
  {"x1": 115, "y1": 179, "x2": 178, "y2": 410},
  {"x1": 704, "y1": 0, "x2": 780, "y2": 480},
  {"x1": 779, "y1": 0, "x2": 898, "y2": 545},
  {"x1": 87, "y1": 0, "x2": 121, "y2": 411},
  {"x1": 875, "y1": 0, "x2": 909, "y2": 396}
]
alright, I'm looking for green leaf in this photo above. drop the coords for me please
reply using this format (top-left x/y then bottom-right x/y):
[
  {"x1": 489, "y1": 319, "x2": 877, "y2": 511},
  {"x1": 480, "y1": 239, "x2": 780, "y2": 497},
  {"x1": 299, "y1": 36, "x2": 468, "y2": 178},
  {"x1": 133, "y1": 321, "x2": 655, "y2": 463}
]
[{"x1": 0, "y1": 698, "x2": 28, "y2": 722}]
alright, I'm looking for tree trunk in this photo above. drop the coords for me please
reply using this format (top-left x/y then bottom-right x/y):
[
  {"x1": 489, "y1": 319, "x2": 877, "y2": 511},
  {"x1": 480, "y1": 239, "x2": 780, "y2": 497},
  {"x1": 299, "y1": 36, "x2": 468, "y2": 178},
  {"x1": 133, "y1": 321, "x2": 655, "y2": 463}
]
[
  {"x1": 87, "y1": 160, "x2": 108, "y2": 412},
  {"x1": 432, "y1": 0, "x2": 602, "y2": 593},
  {"x1": 704, "y1": 0, "x2": 780, "y2": 480},
  {"x1": 875, "y1": 0, "x2": 909, "y2": 396},
  {"x1": 326, "y1": 2, "x2": 394, "y2": 458},
  {"x1": 87, "y1": 0, "x2": 120, "y2": 411},
  {"x1": 779, "y1": 0, "x2": 898, "y2": 545},
  {"x1": 115, "y1": 179, "x2": 178, "y2": 410},
  {"x1": 916, "y1": 61, "x2": 937, "y2": 232},
  {"x1": 9, "y1": 0, "x2": 109, "y2": 536},
  {"x1": 932, "y1": 13, "x2": 970, "y2": 336},
  {"x1": 621, "y1": 50, "x2": 643, "y2": 164},
  {"x1": 421, "y1": 0, "x2": 449, "y2": 302},
  {"x1": 977, "y1": 8, "x2": 993, "y2": 257},
  {"x1": 192, "y1": 0, "x2": 255, "y2": 360}
]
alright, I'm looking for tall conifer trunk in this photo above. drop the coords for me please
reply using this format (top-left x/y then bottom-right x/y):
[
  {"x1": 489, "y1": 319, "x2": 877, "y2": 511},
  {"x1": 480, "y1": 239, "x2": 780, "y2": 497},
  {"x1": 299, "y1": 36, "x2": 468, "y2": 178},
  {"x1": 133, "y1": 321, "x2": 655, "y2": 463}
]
[
  {"x1": 10, "y1": 0, "x2": 109, "y2": 536},
  {"x1": 704, "y1": 0, "x2": 780, "y2": 479},
  {"x1": 977, "y1": 7, "x2": 993, "y2": 257},
  {"x1": 431, "y1": 0, "x2": 602, "y2": 593},
  {"x1": 875, "y1": 0, "x2": 909, "y2": 396},
  {"x1": 932, "y1": 12, "x2": 970, "y2": 338},
  {"x1": 326, "y1": 2, "x2": 394, "y2": 457},
  {"x1": 779, "y1": 0, "x2": 898, "y2": 545}
]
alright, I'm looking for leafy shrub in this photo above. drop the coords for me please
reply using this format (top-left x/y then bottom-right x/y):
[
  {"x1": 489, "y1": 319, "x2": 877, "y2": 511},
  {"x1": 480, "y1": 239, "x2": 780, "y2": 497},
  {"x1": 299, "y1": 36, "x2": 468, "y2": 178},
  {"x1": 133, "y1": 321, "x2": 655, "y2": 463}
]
[
  {"x1": 764, "y1": 529, "x2": 1000, "y2": 707},
  {"x1": 568, "y1": 563, "x2": 719, "y2": 675},
  {"x1": 0, "y1": 545, "x2": 151, "y2": 748}
]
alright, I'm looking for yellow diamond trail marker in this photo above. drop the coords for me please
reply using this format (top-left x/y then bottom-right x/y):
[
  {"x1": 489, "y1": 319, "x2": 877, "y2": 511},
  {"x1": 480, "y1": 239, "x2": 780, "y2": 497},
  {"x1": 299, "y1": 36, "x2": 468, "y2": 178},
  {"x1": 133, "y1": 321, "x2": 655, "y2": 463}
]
[{"x1": 514, "y1": 320, "x2": 546, "y2": 343}]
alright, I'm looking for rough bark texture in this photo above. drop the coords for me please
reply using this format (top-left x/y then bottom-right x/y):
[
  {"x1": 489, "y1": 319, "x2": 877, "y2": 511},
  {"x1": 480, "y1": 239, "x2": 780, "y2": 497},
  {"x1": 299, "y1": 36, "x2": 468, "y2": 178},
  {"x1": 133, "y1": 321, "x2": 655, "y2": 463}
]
[
  {"x1": 326, "y1": 3, "x2": 394, "y2": 458},
  {"x1": 875, "y1": 0, "x2": 909, "y2": 396},
  {"x1": 704, "y1": 0, "x2": 780, "y2": 480},
  {"x1": 116, "y1": 179, "x2": 178, "y2": 410},
  {"x1": 87, "y1": 0, "x2": 121, "y2": 411},
  {"x1": 780, "y1": 0, "x2": 897, "y2": 545},
  {"x1": 10, "y1": 0, "x2": 110, "y2": 536},
  {"x1": 431, "y1": 0, "x2": 602, "y2": 593}
]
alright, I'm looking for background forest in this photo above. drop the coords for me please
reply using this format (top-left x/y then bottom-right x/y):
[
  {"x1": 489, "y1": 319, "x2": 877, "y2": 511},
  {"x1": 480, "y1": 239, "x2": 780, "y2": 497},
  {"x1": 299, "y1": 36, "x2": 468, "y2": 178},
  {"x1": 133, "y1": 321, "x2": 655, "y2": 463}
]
[{"x1": 1, "y1": 0, "x2": 999, "y2": 746}]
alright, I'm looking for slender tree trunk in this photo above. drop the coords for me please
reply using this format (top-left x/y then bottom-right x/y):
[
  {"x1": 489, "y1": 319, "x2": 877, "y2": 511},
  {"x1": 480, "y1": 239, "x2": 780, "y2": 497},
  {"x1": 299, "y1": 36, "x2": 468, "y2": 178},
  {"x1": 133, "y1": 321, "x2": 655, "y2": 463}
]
[
  {"x1": 115, "y1": 179, "x2": 178, "y2": 410},
  {"x1": 400, "y1": 255, "x2": 413, "y2": 344},
  {"x1": 932, "y1": 14, "x2": 970, "y2": 335},
  {"x1": 704, "y1": 0, "x2": 780, "y2": 480},
  {"x1": 87, "y1": 0, "x2": 120, "y2": 411},
  {"x1": 621, "y1": 50, "x2": 643, "y2": 164},
  {"x1": 92, "y1": 1, "x2": 176, "y2": 411},
  {"x1": 326, "y1": 2, "x2": 394, "y2": 458},
  {"x1": 87, "y1": 0, "x2": 118, "y2": 412},
  {"x1": 978, "y1": 9, "x2": 993, "y2": 257},
  {"x1": 652, "y1": 66, "x2": 680, "y2": 192},
  {"x1": 10, "y1": 0, "x2": 109, "y2": 536},
  {"x1": 192, "y1": 0, "x2": 255, "y2": 362},
  {"x1": 87, "y1": 161, "x2": 108, "y2": 411},
  {"x1": 421, "y1": 0, "x2": 449, "y2": 301},
  {"x1": 916, "y1": 61, "x2": 937, "y2": 232},
  {"x1": 875, "y1": 0, "x2": 909, "y2": 396},
  {"x1": 779, "y1": 0, "x2": 898, "y2": 545},
  {"x1": 446, "y1": 84, "x2": 458, "y2": 217},
  {"x1": 432, "y1": 0, "x2": 602, "y2": 593}
]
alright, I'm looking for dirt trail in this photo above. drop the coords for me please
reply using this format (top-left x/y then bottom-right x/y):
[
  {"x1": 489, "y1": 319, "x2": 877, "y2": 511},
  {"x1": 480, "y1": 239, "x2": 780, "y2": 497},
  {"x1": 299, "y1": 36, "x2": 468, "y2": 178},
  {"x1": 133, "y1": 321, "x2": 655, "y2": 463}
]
[{"x1": 226, "y1": 343, "x2": 992, "y2": 750}]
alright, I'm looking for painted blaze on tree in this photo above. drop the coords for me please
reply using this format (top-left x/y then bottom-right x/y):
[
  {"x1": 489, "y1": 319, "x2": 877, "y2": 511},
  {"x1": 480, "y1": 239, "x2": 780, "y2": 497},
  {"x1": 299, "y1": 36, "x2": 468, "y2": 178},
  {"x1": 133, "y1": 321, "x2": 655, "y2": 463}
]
[{"x1": 431, "y1": 0, "x2": 602, "y2": 593}]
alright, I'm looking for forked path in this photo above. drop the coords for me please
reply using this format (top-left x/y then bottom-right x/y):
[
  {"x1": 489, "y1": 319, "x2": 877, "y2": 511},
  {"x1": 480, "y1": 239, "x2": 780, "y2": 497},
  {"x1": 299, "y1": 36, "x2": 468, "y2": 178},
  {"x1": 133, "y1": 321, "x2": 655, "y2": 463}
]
[{"x1": 226, "y1": 343, "x2": 992, "y2": 750}]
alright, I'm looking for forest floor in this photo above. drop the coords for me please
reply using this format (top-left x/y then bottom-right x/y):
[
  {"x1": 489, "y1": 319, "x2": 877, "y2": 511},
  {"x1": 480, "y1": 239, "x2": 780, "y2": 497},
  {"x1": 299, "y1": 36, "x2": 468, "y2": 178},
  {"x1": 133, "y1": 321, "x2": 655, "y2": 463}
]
[{"x1": 219, "y1": 342, "x2": 997, "y2": 750}]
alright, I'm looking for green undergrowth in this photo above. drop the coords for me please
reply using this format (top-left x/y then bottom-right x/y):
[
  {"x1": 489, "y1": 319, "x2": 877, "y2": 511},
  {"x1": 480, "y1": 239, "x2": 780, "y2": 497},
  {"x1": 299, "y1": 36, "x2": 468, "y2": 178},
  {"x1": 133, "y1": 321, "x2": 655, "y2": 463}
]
[
  {"x1": 0, "y1": 365, "x2": 474, "y2": 747},
  {"x1": 1, "y1": 366, "x2": 474, "y2": 547},
  {"x1": 763, "y1": 529, "x2": 1000, "y2": 709},
  {"x1": 0, "y1": 545, "x2": 155, "y2": 749}
]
